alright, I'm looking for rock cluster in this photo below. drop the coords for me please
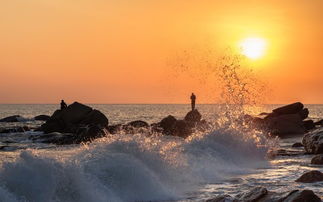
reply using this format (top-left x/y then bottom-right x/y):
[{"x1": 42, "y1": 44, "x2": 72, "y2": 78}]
[
  {"x1": 206, "y1": 187, "x2": 322, "y2": 202},
  {"x1": 246, "y1": 102, "x2": 318, "y2": 137}
]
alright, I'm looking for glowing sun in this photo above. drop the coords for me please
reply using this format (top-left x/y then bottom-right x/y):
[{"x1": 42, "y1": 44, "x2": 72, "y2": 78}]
[{"x1": 240, "y1": 37, "x2": 267, "y2": 59}]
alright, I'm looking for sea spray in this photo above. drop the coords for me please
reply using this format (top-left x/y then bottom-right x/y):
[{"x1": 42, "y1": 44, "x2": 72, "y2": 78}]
[{"x1": 0, "y1": 123, "x2": 271, "y2": 202}]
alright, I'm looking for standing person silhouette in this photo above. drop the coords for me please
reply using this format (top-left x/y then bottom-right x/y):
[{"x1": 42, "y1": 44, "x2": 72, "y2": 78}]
[
  {"x1": 60, "y1": 100, "x2": 67, "y2": 110},
  {"x1": 190, "y1": 93, "x2": 196, "y2": 111}
]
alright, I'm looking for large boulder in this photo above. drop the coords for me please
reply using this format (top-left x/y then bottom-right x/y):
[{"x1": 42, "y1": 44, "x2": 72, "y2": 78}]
[
  {"x1": 295, "y1": 170, "x2": 323, "y2": 183},
  {"x1": 272, "y1": 102, "x2": 304, "y2": 115},
  {"x1": 266, "y1": 114, "x2": 305, "y2": 135},
  {"x1": 302, "y1": 128, "x2": 323, "y2": 154},
  {"x1": 311, "y1": 154, "x2": 323, "y2": 165},
  {"x1": 0, "y1": 115, "x2": 22, "y2": 122},
  {"x1": 39, "y1": 102, "x2": 109, "y2": 144}
]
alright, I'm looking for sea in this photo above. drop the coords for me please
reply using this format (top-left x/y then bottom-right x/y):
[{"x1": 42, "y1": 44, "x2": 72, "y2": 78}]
[{"x1": 0, "y1": 104, "x2": 322, "y2": 202}]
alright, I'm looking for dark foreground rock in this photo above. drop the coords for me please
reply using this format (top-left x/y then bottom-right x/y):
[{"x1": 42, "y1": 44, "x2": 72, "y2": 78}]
[
  {"x1": 0, "y1": 115, "x2": 23, "y2": 122},
  {"x1": 37, "y1": 102, "x2": 109, "y2": 144},
  {"x1": 34, "y1": 115, "x2": 51, "y2": 121},
  {"x1": 206, "y1": 187, "x2": 322, "y2": 202},
  {"x1": 302, "y1": 128, "x2": 323, "y2": 154},
  {"x1": 295, "y1": 170, "x2": 323, "y2": 183},
  {"x1": 311, "y1": 154, "x2": 323, "y2": 165}
]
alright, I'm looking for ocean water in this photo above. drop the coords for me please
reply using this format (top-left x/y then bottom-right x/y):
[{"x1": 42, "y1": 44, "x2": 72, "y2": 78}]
[{"x1": 0, "y1": 104, "x2": 322, "y2": 201}]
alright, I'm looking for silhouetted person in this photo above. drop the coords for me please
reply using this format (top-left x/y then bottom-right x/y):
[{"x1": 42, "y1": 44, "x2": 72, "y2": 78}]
[
  {"x1": 190, "y1": 93, "x2": 196, "y2": 111},
  {"x1": 60, "y1": 100, "x2": 67, "y2": 110}
]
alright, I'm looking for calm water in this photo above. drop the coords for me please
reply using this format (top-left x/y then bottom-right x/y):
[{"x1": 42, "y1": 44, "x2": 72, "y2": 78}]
[{"x1": 0, "y1": 104, "x2": 322, "y2": 201}]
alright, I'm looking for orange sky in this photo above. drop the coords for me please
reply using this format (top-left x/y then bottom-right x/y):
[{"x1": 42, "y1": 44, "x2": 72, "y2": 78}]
[{"x1": 1, "y1": 0, "x2": 322, "y2": 104}]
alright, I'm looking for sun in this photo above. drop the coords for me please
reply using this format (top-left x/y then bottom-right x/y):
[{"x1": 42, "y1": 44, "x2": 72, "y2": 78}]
[{"x1": 240, "y1": 37, "x2": 267, "y2": 59}]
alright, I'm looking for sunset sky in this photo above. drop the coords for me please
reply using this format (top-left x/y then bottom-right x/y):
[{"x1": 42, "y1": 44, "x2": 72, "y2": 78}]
[{"x1": 1, "y1": 0, "x2": 322, "y2": 104}]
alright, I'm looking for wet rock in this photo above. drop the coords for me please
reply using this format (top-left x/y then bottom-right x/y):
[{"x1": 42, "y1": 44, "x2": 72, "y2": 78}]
[
  {"x1": 184, "y1": 109, "x2": 202, "y2": 124},
  {"x1": 282, "y1": 190, "x2": 322, "y2": 202},
  {"x1": 303, "y1": 120, "x2": 315, "y2": 131},
  {"x1": 0, "y1": 115, "x2": 22, "y2": 122},
  {"x1": 206, "y1": 195, "x2": 234, "y2": 202},
  {"x1": 295, "y1": 170, "x2": 323, "y2": 183},
  {"x1": 235, "y1": 186, "x2": 268, "y2": 201},
  {"x1": 34, "y1": 115, "x2": 50, "y2": 121},
  {"x1": 302, "y1": 128, "x2": 323, "y2": 154},
  {"x1": 272, "y1": 102, "x2": 304, "y2": 115},
  {"x1": 291, "y1": 142, "x2": 303, "y2": 147},
  {"x1": 311, "y1": 154, "x2": 323, "y2": 165}
]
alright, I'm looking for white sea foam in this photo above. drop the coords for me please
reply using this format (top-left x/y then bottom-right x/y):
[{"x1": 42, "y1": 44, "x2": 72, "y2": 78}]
[{"x1": 0, "y1": 124, "x2": 270, "y2": 202}]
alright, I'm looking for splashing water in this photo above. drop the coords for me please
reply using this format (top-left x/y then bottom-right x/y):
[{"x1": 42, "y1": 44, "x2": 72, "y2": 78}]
[{"x1": 0, "y1": 122, "x2": 271, "y2": 202}]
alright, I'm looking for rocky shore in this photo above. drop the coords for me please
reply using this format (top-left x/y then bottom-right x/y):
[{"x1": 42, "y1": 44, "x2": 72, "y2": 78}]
[{"x1": 0, "y1": 102, "x2": 322, "y2": 200}]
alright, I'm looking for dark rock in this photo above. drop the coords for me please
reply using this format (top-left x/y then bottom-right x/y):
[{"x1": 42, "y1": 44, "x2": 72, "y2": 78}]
[
  {"x1": 184, "y1": 109, "x2": 202, "y2": 124},
  {"x1": 159, "y1": 115, "x2": 177, "y2": 135},
  {"x1": 172, "y1": 120, "x2": 191, "y2": 138},
  {"x1": 39, "y1": 102, "x2": 109, "y2": 144},
  {"x1": 266, "y1": 114, "x2": 305, "y2": 136},
  {"x1": 292, "y1": 142, "x2": 303, "y2": 147},
  {"x1": 311, "y1": 154, "x2": 323, "y2": 165},
  {"x1": 0, "y1": 115, "x2": 22, "y2": 122},
  {"x1": 272, "y1": 102, "x2": 304, "y2": 115},
  {"x1": 206, "y1": 195, "x2": 234, "y2": 202},
  {"x1": 127, "y1": 120, "x2": 149, "y2": 128},
  {"x1": 34, "y1": 115, "x2": 50, "y2": 121},
  {"x1": 303, "y1": 120, "x2": 315, "y2": 131},
  {"x1": 282, "y1": 190, "x2": 322, "y2": 202},
  {"x1": 299, "y1": 108, "x2": 309, "y2": 120},
  {"x1": 295, "y1": 170, "x2": 323, "y2": 183},
  {"x1": 302, "y1": 128, "x2": 323, "y2": 154}
]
